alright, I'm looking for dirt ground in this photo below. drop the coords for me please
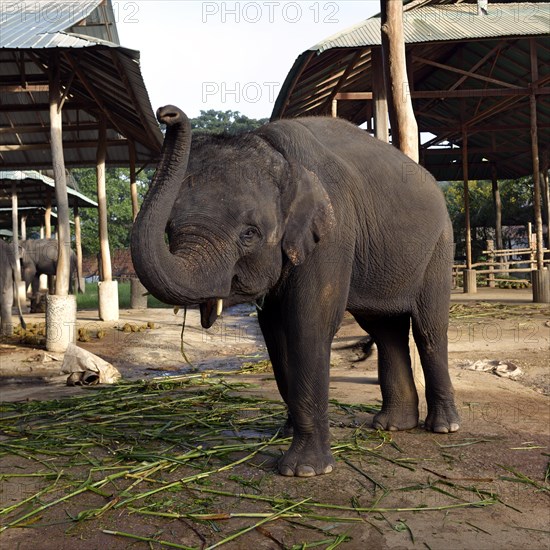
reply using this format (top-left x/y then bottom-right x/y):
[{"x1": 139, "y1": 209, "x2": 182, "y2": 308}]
[{"x1": 0, "y1": 287, "x2": 549, "y2": 549}]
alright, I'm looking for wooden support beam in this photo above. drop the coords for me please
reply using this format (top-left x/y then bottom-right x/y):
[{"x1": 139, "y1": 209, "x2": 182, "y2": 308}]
[
  {"x1": 45, "y1": 189, "x2": 52, "y2": 238},
  {"x1": 129, "y1": 141, "x2": 139, "y2": 221},
  {"x1": 49, "y1": 52, "x2": 71, "y2": 296},
  {"x1": 529, "y1": 38, "x2": 544, "y2": 272},
  {"x1": 0, "y1": 102, "x2": 95, "y2": 112},
  {"x1": 333, "y1": 88, "x2": 550, "y2": 101},
  {"x1": 73, "y1": 204, "x2": 83, "y2": 288},
  {"x1": 372, "y1": 48, "x2": 389, "y2": 142},
  {"x1": 541, "y1": 149, "x2": 550, "y2": 248},
  {"x1": 323, "y1": 49, "x2": 365, "y2": 114},
  {"x1": 11, "y1": 182, "x2": 20, "y2": 277},
  {"x1": 96, "y1": 117, "x2": 112, "y2": 282},
  {"x1": 0, "y1": 84, "x2": 49, "y2": 92},
  {"x1": 412, "y1": 54, "x2": 519, "y2": 88},
  {"x1": 335, "y1": 92, "x2": 373, "y2": 100},
  {"x1": 63, "y1": 53, "x2": 121, "y2": 136},
  {"x1": 462, "y1": 129, "x2": 473, "y2": 270},
  {"x1": 0, "y1": 123, "x2": 100, "y2": 135},
  {"x1": 20, "y1": 215, "x2": 27, "y2": 242},
  {"x1": 380, "y1": 0, "x2": 418, "y2": 161},
  {"x1": 491, "y1": 163, "x2": 503, "y2": 252},
  {"x1": 0, "y1": 139, "x2": 130, "y2": 152}
]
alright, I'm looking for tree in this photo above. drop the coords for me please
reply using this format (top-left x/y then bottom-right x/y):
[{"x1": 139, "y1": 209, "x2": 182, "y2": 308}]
[
  {"x1": 71, "y1": 167, "x2": 152, "y2": 256},
  {"x1": 442, "y1": 178, "x2": 535, "y2": 259},
  {"x1": 190, "y1": 110, "x2": 268, "y2": 135}
]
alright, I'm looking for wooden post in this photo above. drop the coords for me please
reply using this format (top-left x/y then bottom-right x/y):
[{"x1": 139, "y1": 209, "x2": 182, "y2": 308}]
[
  {"x1": 372, "y1": 48, "x2": 389, "y2": 142},
  {"x1": 49, "y1": 52, "x2": 71, "y2": 296},
  {"x1": 45, "y1": 189, "x2": 52, "y2": 238},
  {"x1": 129, "y1": 141, "x2": 139, "y2": 221},
  {"x1": 96, "y1": 117, "x2": 112, "y2": 283},
  {"x1": 463, "y1": 130, "x2": 472, "y2": 270},
  {"x1": 487, "y1": 239, "x2": 495, "y2": 288},
  {"x1": 380, "y1": 0, "x2": 418, "y2": 161},
  {"x1": 541, "y1": 149, "x2": 549, "y2": 249},
  {"x1": 490, "y1": 164, "x2": 503, "y2": 252},
  {"x1": 96, "y1": 116, "x2": 119, "y2": 320},
  {"x1": 529, "y1": 39, "x2": 544, "y2": 272},
  {"x1": 462, "y1": 128, "x2": 476, "y2": 293},
  {"x1": 11, "y1": 182, "x2": 20, "y2": 276},
  {"x1": 20, "y1": 215, "x2": 27, "y2": 242},
  {"x1": 73, "y1": 203, "x2": 84, "y2": 291},
  {"x1": 491, "y1": 162, "x2": 507, "y2": 275},
  {"x1": 331, "y1": 99, "x2": 338, "y2": 118},
  {"x1": 529, "y1": 38, "x2": 549, "y2": 302},
  {"x1": 128, "y1": 140, "x2": 147, "y2": 309},
  {"x1": 46, "y1": 52, "x2": 76, "y2": 353}
]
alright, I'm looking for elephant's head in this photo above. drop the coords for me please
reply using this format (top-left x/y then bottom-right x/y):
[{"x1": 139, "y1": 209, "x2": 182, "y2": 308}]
[{"x1": 131, "y1": 106, "x2": 335, "y2": 328}]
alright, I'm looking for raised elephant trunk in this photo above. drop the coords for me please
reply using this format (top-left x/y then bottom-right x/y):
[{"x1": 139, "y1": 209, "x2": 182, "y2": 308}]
[{"x1": 131, "y1": 106, "x2": 201, "y2": 306}]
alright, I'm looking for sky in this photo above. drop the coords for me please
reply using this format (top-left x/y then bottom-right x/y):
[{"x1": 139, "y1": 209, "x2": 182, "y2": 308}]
[{"x1": 115, "y1": 1, "x2": 380, "y2": 120}]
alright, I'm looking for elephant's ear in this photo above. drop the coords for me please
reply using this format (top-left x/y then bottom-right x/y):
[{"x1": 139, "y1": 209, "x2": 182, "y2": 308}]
[{"x1": 282, "y1": 164, "x2": 336, "y2": 266}]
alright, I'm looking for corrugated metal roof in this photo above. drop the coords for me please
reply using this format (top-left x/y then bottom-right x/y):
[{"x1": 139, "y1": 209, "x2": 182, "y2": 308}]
[
  {"x1": 0, "y1": 170, "x2": 98, "y2": 208},
  {"x1": 273, "y1": 1, "x2": 550, "y2": 182},
  {"x1": 312, "y1": 3, "x2": 550, "y2": 52},
  {"x1": 0, "y1": 1, "x2": 118, "y2": 48},
  {"x1": 0, "y1": 208, "x2": 64, "y2": 231},
  {"x1": 0, "y1": 0, "x2": 161, "y2": 169}
]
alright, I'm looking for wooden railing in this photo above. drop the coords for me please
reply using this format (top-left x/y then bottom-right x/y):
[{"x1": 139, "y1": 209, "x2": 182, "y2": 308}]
[{"x1": 453, "y1": 239, "x2": 550, "y2": 288}]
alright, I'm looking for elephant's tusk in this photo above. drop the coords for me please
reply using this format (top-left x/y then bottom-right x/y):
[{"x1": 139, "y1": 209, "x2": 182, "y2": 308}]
[{"x1": 216, "y1": 298, "x2": 223, "y2": 316}]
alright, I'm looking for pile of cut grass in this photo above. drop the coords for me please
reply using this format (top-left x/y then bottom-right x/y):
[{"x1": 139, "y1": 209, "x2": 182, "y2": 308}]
[{"x1": 0, "y1": 371, "x2": 501, "y2": 548}]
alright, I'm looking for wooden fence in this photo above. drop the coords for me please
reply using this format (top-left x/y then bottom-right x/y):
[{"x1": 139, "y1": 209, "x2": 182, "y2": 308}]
[{"x1": 453, "y1": 237, "x2": 550, "y2": 288}]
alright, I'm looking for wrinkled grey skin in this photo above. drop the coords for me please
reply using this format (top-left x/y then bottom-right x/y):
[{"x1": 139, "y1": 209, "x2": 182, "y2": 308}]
[
  {"x1": 20, "y1": 238, "x2": 81, "y2": 311},
  {"x1": 0, "y1": 240, "x2": 26, "y2": 336},
  {"x1": 131, "y1": 106, "x2": 460, "y2": 477}
]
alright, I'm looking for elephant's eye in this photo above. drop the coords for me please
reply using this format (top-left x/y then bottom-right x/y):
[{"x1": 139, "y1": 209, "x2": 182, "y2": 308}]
[{"x1": 240, "y1": 226, "x2": 260, "y2": 246}]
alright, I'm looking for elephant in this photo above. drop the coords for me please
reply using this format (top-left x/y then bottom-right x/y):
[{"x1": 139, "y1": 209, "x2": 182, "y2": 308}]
[
  {"x1": 131, "y1": 106, "x2": 460, "y2": 477},
  {"x1": 0, "y1": 239, "x2": 26, "y2": 336},
  {"x1": 20, "y1": 238, "x2": 82, "y2": 312}
]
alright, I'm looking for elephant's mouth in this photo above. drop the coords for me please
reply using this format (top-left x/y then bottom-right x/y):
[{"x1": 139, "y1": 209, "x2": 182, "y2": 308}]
[
  {"x1": 198, "y1": 275, "x2": 268, "y2": 329},
  {"x1": 199, "y1": 298, "x2": 223, "y2": 329}
]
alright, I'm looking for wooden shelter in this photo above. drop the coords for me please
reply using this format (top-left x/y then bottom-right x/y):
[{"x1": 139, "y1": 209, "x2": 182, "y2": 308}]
[
  {"x1": 0, "y1": 0, "x2": 163, "y2": 347},
  {"x1": 272, "y1": 0, "x2": 550, "y2": 301}
]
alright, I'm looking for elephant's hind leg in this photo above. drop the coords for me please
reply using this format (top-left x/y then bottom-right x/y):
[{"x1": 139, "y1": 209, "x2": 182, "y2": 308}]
[
  {"x1": 356, "y1": 314, "x2": 419, "y2": 431},
  {"x1": 411, "y1": 312, "x2": 460, "y2": 433},
  {"x1": 412, "y1": 233, "x2": 460, "y2": 433}
]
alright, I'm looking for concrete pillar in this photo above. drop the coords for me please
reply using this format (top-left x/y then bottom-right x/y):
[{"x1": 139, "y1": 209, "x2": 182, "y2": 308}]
[
  {"x1": 46, "y1": 294, "x2": 76, "y2": 352},
  {"x1": 463, "y1": 269, "x2": 477, "y2": 294},
  {"x1": 98, "y1": 280, "x2": 119, "y2": 321},
  {"x1": 532, "y1": 269, "x2": 550, "y2": 303},
  {"x1": 130, "y1": 278, "x2": 148, "y2": 309}
]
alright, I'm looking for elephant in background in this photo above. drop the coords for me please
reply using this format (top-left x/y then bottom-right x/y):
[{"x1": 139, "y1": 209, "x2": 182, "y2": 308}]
[
  {"x1": 20, "y1": 238, "x2": 82, "y2": 312},
  {"x1": 0, "y1": 239, "x2": 26, "y2": 336},
  {"x1": 131, "y1": 106, "x2": 459, "y2": 477}
]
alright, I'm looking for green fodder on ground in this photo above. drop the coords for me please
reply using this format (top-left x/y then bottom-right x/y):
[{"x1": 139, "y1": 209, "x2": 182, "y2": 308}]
[{"x1": 0, "y1": 371, "x2": 526, "y2": 549}]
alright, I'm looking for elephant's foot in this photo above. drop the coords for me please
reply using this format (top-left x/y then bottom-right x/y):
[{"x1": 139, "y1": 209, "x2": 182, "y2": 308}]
[
  {"x1": 424, "y1": 399, "x2": 460, "y2": 433},
  {"x1": 373, "y1": 405, "x2": 419, "y2": 432},
  {"x1": 278, "y1": 434, "x2": 335, "y2": 477}
]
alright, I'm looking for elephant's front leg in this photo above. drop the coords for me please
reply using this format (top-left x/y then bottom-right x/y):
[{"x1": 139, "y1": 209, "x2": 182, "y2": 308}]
[
  {"x1": 279, "y1": 334, "x2": 336, "y2": 477},
  {"x1": 264, "y1": 283, "x2": 346, "y2": 477}
]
